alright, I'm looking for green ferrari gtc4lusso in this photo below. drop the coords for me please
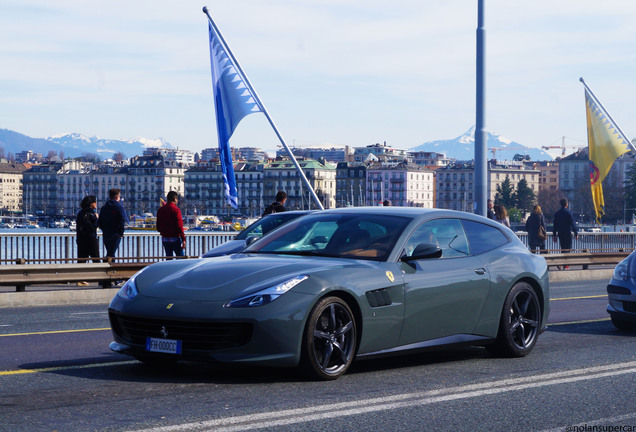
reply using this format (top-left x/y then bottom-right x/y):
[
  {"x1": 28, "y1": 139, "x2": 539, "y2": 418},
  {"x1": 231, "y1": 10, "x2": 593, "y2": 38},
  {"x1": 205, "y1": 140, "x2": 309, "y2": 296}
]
[{"x1": 109, "y1": 207, "x2": 549, "y2": 380}]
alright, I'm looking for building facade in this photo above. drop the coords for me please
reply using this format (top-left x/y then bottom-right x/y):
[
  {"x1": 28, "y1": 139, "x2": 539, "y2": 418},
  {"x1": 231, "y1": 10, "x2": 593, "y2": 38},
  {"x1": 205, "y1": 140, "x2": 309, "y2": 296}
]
[
  {"x1": 0, "y1": 162, "x2": 29, "y2": 214},
  {"x1": 352, "y1": 142, "x2": 408, "y2": 163},
  {"x1": 408, "y1": 151, "x2": 453, "y2": 167},
  {"x1": 127, "y1": 155, "x2": 185, "y2": 216},
  {"x1": 276, "y1": 147, "x2": 350, "y2": 163},
  {"x1": 263, "y1": 159, "x2": 336, "y2": 210},
  {"x1": 532, "y1": 161, "x2": 559, "y2": 192},
  {"x1": 366, "y1": 162, "x2": 435, "y2": 208},
  {"x1": 184, "y1": 161, "x2": 265, "y2": 218},
  {"x1": 201, "y1": 147, "x2": 269, "y2": 163},
  {"x1": 335, "y1": 162, "x2": 367, "y2": 207},
  {"x1": 436, "y1": 161, "x2": 540, "y2": 212}
]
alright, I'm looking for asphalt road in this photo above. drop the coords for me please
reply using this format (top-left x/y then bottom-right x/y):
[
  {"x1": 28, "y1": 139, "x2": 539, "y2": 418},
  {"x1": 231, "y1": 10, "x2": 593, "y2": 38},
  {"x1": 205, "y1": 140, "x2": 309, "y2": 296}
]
[{"x1": 2, "y1": 278, "x2": 636, "y2": 432}]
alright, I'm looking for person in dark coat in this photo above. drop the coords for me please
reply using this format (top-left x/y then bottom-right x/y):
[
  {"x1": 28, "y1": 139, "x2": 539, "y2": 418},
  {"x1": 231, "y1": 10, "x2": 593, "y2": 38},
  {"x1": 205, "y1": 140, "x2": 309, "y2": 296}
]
[
  {"x1": 487, "y1": 199, "x2": 496, "y2": 220},
  {"x1": 98, "y1": 188, "x2": 128, "y2": 258},
  {"x1": 262, "y1": 191, "x2": 287, "y2": 216},
  {"x1": 76, "y1": 195, "x2": 100, "y2": 263},
  {"x1": 525, "y1": 205, "x2": 547, "y2": 253},
  {"x1": 553, "y1": 198, "x2": 578, "y2": 253}
]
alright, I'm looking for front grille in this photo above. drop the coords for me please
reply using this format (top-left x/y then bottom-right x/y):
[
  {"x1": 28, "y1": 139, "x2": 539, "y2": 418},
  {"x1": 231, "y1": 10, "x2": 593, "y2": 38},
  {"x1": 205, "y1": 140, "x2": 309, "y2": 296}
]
[
  {"x1": 623, "y1": 301, "x2": 636, "y2": 313},
  {"x1": 109, "y1": 310, "x2": 253, "y2": 351}
]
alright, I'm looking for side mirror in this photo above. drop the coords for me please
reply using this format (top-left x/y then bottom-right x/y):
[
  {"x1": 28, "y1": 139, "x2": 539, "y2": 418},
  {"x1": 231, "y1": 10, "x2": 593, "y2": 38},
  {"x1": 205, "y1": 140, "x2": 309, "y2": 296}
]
[
  {"x1": 401, "y1": 243, "x2": 442, "y2": 262},
  {"x1": 245, "y1": 235, "x2": 260, "y2": 246}
]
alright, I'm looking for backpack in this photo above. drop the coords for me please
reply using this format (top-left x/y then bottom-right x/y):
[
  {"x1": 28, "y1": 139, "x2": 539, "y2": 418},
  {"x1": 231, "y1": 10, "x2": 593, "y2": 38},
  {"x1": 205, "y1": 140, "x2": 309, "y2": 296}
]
[{"x1": 78, "y1": 211, "x2": 95, "y2": 238}]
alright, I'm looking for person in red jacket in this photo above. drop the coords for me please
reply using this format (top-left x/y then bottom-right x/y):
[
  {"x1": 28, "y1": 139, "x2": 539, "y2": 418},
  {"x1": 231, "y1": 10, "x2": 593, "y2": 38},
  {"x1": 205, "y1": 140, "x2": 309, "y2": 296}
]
[{"x1": 156, "y1": 191, "x2": 186, "y2": 258}]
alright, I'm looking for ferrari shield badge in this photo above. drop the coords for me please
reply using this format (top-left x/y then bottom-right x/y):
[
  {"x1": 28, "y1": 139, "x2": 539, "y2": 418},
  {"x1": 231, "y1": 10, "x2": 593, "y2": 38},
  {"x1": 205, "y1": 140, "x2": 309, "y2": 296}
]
[
  {"x1": 385, "y1": 271, "x2": 394, "y2": 283},
  {"x1": 166, "y1": 303, "x2": 174, "y2": 310}
]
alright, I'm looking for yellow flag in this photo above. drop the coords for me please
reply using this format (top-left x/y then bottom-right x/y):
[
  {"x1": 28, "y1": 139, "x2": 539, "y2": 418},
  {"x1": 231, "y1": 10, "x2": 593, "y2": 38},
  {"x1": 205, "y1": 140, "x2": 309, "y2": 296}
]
[
  {"x1": 585, "y1": 89, "x2": 631, "y2": 221},
  {"x1": 160, "y1": 197, "x2": 166, "y2": 206}
]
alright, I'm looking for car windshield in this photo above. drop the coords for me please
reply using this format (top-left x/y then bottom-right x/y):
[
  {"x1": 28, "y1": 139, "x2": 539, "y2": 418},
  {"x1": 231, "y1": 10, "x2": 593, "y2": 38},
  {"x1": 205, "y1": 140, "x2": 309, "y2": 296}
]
[
  {"x1": 234, "y1": 213, "x2": 305, "y2": 240},
  {"x1": 243, "y1": 213, "x2": 411, "y2": 261}
]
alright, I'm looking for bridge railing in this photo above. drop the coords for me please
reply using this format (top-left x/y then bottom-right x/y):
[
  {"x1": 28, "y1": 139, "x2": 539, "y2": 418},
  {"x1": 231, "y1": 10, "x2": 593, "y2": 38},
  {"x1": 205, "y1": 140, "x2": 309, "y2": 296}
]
[{"x1": 0, "y1": 231, "x2": 237, "y2": 264}]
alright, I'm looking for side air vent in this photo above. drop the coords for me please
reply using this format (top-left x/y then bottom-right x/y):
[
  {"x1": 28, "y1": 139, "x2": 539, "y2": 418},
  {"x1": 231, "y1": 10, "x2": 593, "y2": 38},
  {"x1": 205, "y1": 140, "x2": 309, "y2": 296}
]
[{"x1": 366, "y1": 289, "x2": 392, "y2": 308}]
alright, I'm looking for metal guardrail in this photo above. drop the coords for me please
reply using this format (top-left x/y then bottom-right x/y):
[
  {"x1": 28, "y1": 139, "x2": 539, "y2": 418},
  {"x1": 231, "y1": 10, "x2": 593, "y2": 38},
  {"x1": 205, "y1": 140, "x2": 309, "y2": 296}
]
[
  {"x1": 543, "y1": 251, "x2": 631, "y2": 270},
  {"x1": 0, "y1": 257, "x2": 198, "y2": 292}
]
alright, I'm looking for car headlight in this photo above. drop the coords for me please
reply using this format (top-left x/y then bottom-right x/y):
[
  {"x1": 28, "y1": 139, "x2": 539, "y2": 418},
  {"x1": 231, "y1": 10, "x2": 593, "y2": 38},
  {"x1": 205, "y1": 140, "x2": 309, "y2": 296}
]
[
  {"x1": 225, "y1": 275, "x2": 309, "y2": 308},
  {"x1": 116, "y1": 271, "x2": 141, "y2": 300},
  {"x1": 613, "y1": 259, "x2": 629, "y2": 281}
]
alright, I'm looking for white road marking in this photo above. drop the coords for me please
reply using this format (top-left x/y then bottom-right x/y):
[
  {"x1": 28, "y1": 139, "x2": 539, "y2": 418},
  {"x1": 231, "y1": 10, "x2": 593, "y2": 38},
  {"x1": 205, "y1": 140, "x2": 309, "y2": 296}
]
[{"x1": 128, "y1": 361, "x2": 636, "y2": 432}]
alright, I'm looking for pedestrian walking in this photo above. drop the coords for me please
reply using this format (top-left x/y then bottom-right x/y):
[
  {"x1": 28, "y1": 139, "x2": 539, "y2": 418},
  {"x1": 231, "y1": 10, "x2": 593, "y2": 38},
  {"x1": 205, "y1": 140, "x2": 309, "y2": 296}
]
[
  {"x1": 262, "y1": 191, "x2": 287, "y2": 216},
  {"x1": 156, "y1": 191, "x2": 186, "y2": 258},
  {"x1": 495, "y1": 204, "x2": 511, "y2": 228},
  {"x1": 77, "y1": 195, "x2": 100, "y2": 262},
  {"x1": 487, "y1": 199, "x2": 496, "y2": 220},
  {"x1": 76, "y1": 195, "x2": 99, "y2": 286},
  {"x1": 525, "y1": 205, "x2": 547, "y2": 253},
  {"x1": 98, "y1": 188, "x2": 128, "y2": 258},
  {"x1": 553, "y1": 198, "x2": 578, "y2": 259}
]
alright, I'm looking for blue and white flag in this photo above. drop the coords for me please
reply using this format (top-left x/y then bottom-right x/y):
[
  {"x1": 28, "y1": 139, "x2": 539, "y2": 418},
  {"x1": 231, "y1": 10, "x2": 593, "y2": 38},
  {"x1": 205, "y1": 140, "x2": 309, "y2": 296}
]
[{"x1": 208, "y1": 22, "x2": 262, "y2": 208}]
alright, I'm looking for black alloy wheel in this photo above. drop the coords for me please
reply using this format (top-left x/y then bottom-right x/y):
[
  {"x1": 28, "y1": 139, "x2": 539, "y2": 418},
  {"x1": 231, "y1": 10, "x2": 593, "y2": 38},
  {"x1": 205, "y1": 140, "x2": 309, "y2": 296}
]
[
  {"x1": 488, "y1": 282, "x2": 540, "y2": 357},
  {"x1": 301, "y1": 296, "x2": 357, "y2": 380}
]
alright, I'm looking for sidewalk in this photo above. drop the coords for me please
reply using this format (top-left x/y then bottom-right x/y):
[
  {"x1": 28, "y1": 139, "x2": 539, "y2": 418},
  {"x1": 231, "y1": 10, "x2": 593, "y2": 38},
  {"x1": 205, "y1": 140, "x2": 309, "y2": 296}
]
[{"x1": 0, "y1": 282, "x2": 118, "y2": 308}]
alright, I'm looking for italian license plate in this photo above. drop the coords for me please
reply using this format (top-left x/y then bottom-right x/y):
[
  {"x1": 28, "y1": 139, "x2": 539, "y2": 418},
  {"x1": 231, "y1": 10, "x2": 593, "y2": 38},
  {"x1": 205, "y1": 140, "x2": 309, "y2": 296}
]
[{"x1": 146, "y1": 337, "x2": 182, "y2": 355}]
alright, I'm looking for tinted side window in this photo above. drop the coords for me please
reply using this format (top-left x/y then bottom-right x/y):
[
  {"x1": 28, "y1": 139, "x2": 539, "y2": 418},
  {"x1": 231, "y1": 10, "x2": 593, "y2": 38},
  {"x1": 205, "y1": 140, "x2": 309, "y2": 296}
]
[
  {"x1": 405, "y1": 218, "x2": 469, "y2": 259},
  {"x1": 462, "y1": 220, "x2": 509, "y2": 255}
]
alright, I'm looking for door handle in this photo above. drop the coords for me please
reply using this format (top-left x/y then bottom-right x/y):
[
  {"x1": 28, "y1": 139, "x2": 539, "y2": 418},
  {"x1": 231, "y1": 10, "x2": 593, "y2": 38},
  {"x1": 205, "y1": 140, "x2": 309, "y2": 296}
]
[{"x1": 474, "y1": 268, "x2": 486, "y2": 275}]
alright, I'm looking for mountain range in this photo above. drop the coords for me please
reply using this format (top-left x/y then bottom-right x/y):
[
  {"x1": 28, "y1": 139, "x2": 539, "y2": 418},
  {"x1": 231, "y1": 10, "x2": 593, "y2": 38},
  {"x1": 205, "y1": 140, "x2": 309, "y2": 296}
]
[
  {"x1": 409, "y1": 127, "x2": 552, "y2": 161},
  {"x1": 0, "y1": 129, "x2": 174, "y2": 160},
  {"x1": 0, "y1": 126, "x2": 552, "y2": 162}
]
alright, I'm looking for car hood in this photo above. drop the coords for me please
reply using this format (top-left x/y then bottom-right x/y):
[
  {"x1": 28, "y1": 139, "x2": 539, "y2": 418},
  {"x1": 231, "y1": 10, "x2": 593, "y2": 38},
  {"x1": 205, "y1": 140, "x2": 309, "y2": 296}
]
[{"x1": 135, "y1": 254, "x2": 366, "y2": 302}]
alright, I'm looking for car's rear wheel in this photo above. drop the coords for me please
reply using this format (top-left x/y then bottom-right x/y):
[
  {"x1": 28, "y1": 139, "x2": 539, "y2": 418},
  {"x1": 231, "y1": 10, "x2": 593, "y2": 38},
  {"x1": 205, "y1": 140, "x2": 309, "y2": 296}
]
[
  {"x1": 300, "y1": 296, "x2": 357, "y2": 380},
  {"x1": 488, "y1": 282, "x2": 540, "y2": 357}
]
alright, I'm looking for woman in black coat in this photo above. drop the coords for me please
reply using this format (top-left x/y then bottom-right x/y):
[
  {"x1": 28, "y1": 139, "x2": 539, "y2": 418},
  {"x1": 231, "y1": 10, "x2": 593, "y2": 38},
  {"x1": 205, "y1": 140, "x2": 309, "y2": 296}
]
[
  {"x1": 77, "y1": 195, "x2": 100, "y2": 263},
  {"x1": 525, "y1": 205, "x2": 547, "y2": 253}
]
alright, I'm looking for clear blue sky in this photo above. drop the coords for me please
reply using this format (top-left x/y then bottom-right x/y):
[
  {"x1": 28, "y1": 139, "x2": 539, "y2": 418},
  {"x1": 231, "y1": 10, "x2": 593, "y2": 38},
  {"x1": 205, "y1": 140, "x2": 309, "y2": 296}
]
[{"x1": 1, "y1": 0, "x2": 634, "y2": 158}]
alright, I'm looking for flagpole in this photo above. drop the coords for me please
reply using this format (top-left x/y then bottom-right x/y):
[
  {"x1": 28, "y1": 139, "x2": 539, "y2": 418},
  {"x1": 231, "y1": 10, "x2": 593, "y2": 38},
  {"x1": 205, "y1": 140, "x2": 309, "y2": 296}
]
[
  {"x1": 203, "y1": 7, "x2": 325, "y2": 210},
  {"x1": 579, "y1": 77, "x2": 636, "y2": 152}
]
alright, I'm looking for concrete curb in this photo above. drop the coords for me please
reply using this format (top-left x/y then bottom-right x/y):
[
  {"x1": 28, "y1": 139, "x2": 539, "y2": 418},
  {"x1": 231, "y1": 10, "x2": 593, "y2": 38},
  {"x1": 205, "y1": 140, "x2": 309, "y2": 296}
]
[
  {"x1": 548, "y1": 269, "x2": 612, "y2": 283},
  {"x1": 0, "y1": 288, "x2": 119, "y2": 308},
  {"x1": 0, "y1": 270, "x2": 613, "y2": 308}
]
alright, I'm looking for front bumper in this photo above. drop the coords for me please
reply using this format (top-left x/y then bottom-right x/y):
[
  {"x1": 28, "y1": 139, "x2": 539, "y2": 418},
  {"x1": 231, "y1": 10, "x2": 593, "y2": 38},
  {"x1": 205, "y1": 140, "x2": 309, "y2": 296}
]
[
  {"x1": 108, "y1": 291, "x2": 314, "y2": 367},
  {"x1": 606, "y1": 283, "x2": 636, "y2": 321}
]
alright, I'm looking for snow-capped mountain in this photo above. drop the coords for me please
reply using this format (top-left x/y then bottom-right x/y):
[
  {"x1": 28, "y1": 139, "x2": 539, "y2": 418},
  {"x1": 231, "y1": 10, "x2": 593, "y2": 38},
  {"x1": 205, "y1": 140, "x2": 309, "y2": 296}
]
[
  {"x1": 47, "y1": 133, "x2": 174, "y2": 158},
  {"x1": 409, "y1": 127, "x2": 552, "y2": 161}
]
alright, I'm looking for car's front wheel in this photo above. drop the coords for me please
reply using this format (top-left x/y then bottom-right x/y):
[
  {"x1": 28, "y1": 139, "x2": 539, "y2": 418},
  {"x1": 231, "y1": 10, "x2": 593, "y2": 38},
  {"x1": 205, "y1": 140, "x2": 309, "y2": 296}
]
[
  {"x1": 488, "y1": 282, "x2": 540, "y2": 357},
  {"x1": 300, "y1": 296, "x2": 357, "y2": 380}
]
